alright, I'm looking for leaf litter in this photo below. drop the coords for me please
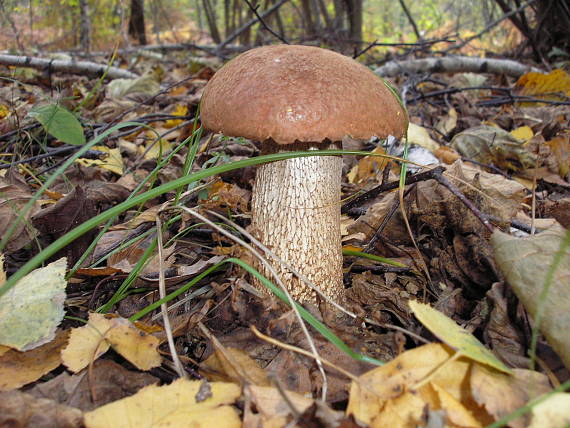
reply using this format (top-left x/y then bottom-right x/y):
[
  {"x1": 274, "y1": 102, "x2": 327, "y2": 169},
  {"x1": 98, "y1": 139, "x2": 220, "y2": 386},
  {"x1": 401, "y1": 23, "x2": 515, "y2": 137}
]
[{"x1": 0, "y1": 47, "x2": 569, "y2": 428}]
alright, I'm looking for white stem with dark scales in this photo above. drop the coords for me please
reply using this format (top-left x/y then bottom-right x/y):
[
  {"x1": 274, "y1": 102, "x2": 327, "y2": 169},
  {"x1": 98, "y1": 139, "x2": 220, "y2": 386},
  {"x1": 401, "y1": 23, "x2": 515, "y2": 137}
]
[{"x1": 251, "y1": 141, "x2": 343, "y2": 303}]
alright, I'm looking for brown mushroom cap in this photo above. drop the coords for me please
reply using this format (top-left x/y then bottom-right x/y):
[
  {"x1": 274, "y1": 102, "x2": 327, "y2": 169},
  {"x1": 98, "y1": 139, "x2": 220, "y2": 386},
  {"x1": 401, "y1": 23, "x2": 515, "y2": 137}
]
[{"x1": 200, "y1": 45, "x2": 408, "y2": 145}]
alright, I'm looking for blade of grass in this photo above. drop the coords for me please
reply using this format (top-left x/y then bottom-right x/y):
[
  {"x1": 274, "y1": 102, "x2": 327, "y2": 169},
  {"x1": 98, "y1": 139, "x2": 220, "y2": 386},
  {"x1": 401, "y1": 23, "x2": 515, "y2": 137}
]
[
  {"x1": 129, "y1": 257, "x2": 384, "y2": 366},
  {"x1": 0, "y1": 149, "x2": 396, "y2": 298}
]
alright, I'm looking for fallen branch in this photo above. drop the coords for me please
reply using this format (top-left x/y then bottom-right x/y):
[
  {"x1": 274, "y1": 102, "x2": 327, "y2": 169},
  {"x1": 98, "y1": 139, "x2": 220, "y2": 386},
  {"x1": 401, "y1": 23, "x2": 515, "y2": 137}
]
[
  {"x1": 0, "y1": 54, "x2": 138, "y2": 79},
  {"x1": 375, "y1": 56, "x2": 543, "y2": 78}
]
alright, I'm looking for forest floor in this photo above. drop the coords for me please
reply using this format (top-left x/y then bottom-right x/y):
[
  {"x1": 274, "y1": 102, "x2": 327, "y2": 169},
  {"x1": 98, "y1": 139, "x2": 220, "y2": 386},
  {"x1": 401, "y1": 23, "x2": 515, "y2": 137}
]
[{"x1": 0, "y1": 46, "x2": 569, "y2": 428}]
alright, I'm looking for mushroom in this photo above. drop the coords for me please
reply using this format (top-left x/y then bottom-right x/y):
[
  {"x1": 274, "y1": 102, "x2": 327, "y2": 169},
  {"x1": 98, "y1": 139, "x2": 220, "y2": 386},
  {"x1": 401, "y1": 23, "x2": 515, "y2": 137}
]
[{"x1": 200, "y1": 45, "x2": 407, "y2": 303}]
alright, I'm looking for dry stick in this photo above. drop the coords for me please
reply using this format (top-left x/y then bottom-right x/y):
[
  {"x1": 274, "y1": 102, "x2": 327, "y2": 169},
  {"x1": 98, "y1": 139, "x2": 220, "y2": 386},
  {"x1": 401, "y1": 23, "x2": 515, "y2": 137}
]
[
  {"x1": 206, "y1": 210, "x2": 429, "y2": 344},
  {"x1": 180, "y1": 206, "x2": 329, "y2": 401},
  {"x1": 0, "y1": 54, "x2": 138, "y2": 79},
  {"x1": 342, "y1": 166, "x2": 446, "y2": 214},
  {"x1": 155, "y1": 214, "x2": 187, "y2": 378},
  {"x1": 251, "y1": 325, "x2": 360, "y2": 382}
]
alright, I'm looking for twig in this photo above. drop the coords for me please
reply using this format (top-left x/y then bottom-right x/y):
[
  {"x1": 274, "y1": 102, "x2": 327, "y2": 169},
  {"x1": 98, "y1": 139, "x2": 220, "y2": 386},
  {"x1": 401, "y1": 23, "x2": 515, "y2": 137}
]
[
  {"x1": 241, "y1": 0, "x2": 290, "y2": 45},
  {"x1": 341, "y1": 166, "x2": 447, "y2": 214},
  {"x1": 251, "y1": 325, "x2": 360, "y2": 382}
]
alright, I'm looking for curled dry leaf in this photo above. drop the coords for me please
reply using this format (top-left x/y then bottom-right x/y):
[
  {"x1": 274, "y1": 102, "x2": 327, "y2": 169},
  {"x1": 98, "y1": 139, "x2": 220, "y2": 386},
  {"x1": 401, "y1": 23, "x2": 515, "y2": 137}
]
[
  {"x1": 491, "y1": 224, "x2": 570, "y2": 369},
  {"x1": 0, "y1": 169, "x2": 40, "y2": 252}
]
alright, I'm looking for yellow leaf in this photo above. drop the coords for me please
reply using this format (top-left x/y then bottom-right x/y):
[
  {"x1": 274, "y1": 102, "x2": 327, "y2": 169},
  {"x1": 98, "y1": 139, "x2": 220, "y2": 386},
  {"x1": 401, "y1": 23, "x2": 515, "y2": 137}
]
[
  {"x1": 84, "y1": 378, "x2": 241, "y2": 428},
  {"x1": 165, "y1": 104, "x2": 189, "y2": 128},
  {"x1": 529, "y1": 393, "x2": 570, "y2": 428},
  {"x1": 144, "y1": 138, "x2": 172, "y2": 160},
  {"x1": 510, "y1": 126, "x2": 534, "y2": 142},
  {"x1": 0, "y1": 329, "x2": 68, "y2": 391},
  {"x1": 409, "y1": 300, "x2": 511, "y2": 373},
  {"x1": 347, "y1": 343, "x2": 473, "y2": 426},
  {"x1": 516, "y1": 69, "x2": 570, "y2": 100},
  {"x1": 76, "y1": 146, "x2": 124, "y2": 175},
  {"x1": 62, "y1": 313, "x2": 161, "y2": 373},
  {"x1": 406, "y1": 123, "x2": 440, "y2": 152}
]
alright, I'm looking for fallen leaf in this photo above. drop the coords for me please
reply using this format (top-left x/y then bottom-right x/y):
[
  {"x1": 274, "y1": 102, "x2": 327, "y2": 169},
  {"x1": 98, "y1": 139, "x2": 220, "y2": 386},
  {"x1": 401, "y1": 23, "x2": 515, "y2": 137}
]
[
  {"x1": 470, "y1": 364, "x2": 551, "y2": 428},
  {"x1": 28, "y1": 359, "x2": 158, "y2": 411},
  {"x1": 201, "y1": 347, "x2": 270, "y2": 386},
  {"x1": 84, "y1": 378, "x2": 241, "y2": 428},
  {"x1": 409, "y1": 300, "x2": 511, "y2": 373},
  {"x1": 0, "y1": 390, "x2": 83, "y2": 428},
  {"x1": 529, "y1": 393, "x2": 570, "y2": 428},
  {"x1": 62, "y1": 313, "x2": 161, "y2": 372},
  {"x1": 347, "y1": 343, "x2": 474, "y2": 427},
  {"x1": 0, "y1": 258, "x2": 67, "y2": 351},
  {"x1": 406, "y1": 122, "x2": 440, "y2": 152},
  {"x1": 244, "y1": 384, "x2": 314, "y2": 427},
  {"x1": 76, "y1": 146, "x2": 124, "y2": 175},
  {"x1": 491, "y1": 224, "x2": 570, "y2": 369},
  {"x1": 0, "y1": 169, "x2": 40, "y2": 251},
  {"x1": 0, "y1": 329, "x2": 69, "y2": 391}
]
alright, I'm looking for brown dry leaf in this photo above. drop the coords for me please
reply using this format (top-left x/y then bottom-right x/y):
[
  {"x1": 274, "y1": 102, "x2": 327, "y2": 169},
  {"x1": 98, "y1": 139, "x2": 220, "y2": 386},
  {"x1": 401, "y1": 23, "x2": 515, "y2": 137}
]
[
  {"x1": 347, "y1": 343, "x2": 476, "y2": 427},
  {"x1": 202, "y1": 181, "x2": 251, "y2": 212},
  {"x1": 0, "y1": 169, "x2": 40, "y2": 252},
  {"x1": 434, "y1": 145, "x2": 461, "y2": 164},
  {"x1": 62, "y1": 313, "x2": 161, "y2": 373},
  {"x1": 243, "y1": 384, "x2": 314, "y2": 428},
  {"x1": 28, "y1": 359, "x2": 158, "y2": 412},
  {"x1": 470, "y1": 364, "x2": 551, "y2": 428},
  {"x1": 32, "y1": 186, "x2": 97, "y2": 267},
  {"x1": 491, "y1": 224, "x2": 570, "y2": 369},
  {"x1": 0, "y1": 329, "x2": 69, "y2": 391},
  {"x1": 546, "y1": 133, "x2": 570, "y2": 177},
  {"x1": 451, "y1": 125, "x2": 536, "y2": 171},
  {"x1": 84, "y1": 378, "x2": 241, "y2": 428},
  {"x1": 201, "y1": 346, "x2": 270, "y2": 386},
  {"x1": 0, "y1": 389, "x2": 83, "y2": 428},
  {"x1": 436, "y1": 107, "x2": 458, "y2": 136},
  {"x1": 347, "y1": 146, "x2": 390, "y2": 184}
]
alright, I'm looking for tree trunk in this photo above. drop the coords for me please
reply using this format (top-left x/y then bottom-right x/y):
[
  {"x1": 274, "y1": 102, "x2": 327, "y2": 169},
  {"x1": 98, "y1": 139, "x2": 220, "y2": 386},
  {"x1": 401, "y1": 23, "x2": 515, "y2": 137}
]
[
  {"x1": 251, "y1": 141, "x2": 344, "y2": 304},
  {"x1": 202, "y1": 0, "x2": 221, "y2": 43},
  {"x1": 128, "y1": 0, "x2": 147, "y2": 45},
  {"x1": 78, "y1": 0, "x2": 91, "y2": 52}
]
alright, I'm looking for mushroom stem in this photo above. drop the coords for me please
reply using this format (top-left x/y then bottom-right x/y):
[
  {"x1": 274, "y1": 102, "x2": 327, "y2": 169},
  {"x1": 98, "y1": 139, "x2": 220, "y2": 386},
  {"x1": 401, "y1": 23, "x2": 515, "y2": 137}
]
[{"x1": 251, "y1": 141, "x2": 343, "y2": 303}]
